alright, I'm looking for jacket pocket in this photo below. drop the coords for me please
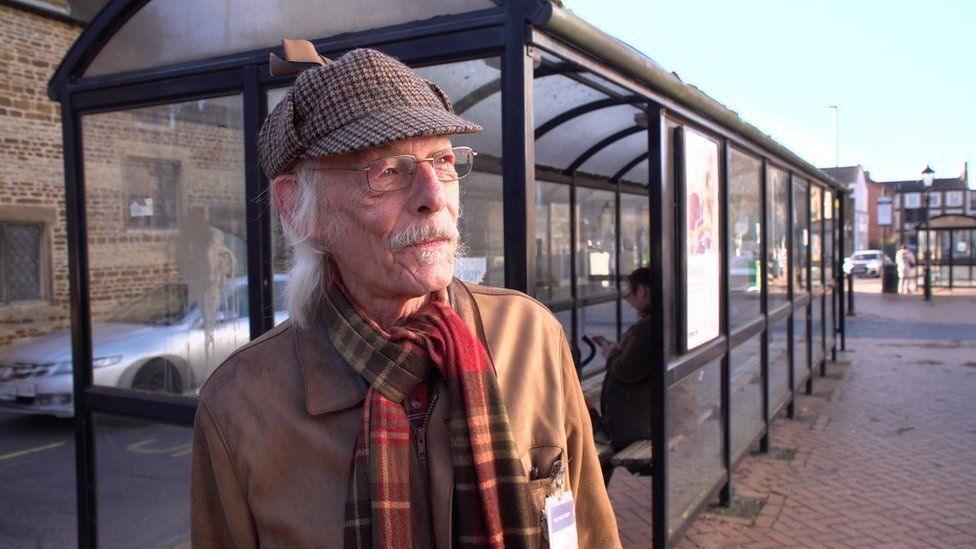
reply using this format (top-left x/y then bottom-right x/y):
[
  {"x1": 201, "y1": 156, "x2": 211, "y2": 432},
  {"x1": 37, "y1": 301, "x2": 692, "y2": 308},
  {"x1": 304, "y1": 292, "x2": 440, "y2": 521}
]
[{"x1": 521, "y1": 445, "x2": 564, "y2": 515}]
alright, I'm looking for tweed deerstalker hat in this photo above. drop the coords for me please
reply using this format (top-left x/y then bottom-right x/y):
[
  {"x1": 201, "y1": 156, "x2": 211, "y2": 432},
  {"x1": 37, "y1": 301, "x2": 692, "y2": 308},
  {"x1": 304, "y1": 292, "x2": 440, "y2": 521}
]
[{"x1": 258, "y1": 40, "x2": 482, "y2": 179}]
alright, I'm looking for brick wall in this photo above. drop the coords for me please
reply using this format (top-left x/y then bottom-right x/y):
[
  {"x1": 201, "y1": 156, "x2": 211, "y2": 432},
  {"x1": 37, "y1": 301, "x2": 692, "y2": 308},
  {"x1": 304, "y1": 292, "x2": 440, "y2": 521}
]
[{"x1": 0, "y1": 5, "x2": 80, "y2": 348}]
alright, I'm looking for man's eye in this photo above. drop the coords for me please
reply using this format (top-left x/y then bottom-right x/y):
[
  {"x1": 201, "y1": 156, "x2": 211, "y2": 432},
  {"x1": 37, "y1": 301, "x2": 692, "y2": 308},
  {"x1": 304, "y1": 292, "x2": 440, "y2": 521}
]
[{"x1": 380, "y1": 167, "x2": 399, "y2": 176}]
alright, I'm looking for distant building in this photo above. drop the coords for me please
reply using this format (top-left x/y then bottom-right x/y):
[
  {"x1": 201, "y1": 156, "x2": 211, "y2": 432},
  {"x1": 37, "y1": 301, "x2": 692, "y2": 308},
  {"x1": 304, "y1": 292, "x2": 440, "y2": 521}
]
[
  {"x1": 821, "y1": 165, "x2": 890, "y2": 252},
  {"x1": 876, "y1": 164, "x2": 972, "y2": 250}
]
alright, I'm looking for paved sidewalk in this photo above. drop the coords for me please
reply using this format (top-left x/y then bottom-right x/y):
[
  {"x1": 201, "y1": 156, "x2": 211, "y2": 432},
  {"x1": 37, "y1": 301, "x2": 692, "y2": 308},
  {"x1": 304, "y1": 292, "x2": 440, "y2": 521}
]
[{"x1": 608, "y1": 287, "x2": 976, "y2": 547}]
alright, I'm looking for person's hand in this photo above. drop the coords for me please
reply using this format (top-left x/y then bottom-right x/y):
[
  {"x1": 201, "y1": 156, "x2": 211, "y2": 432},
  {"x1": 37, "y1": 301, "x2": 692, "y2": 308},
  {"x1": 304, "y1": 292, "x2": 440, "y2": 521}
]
[{"x1": 598, "y1": 341, "x2": 617, "y2": 359}]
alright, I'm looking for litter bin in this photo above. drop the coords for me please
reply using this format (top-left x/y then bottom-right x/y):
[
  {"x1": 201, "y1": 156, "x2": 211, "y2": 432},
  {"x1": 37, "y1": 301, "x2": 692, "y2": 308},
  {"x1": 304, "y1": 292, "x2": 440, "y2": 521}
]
[{"x1": 882, "y1": 264, "x2": 899, "y2": 294}]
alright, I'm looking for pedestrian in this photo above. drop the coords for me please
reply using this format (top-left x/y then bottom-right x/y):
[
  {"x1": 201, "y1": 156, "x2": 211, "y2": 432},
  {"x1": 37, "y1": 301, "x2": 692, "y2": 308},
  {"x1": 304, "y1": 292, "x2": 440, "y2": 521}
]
[
  {"x1": 895, "y1": 244, "x2": 916, "y2": 294},
  {"x1": 190, "y1": 40, "x2": 619, "y2": 548}
]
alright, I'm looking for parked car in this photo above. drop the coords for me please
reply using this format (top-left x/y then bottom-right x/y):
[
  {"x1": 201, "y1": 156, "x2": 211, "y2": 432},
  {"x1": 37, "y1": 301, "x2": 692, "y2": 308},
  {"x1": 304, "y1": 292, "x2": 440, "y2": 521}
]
[
  {"x1": 842, "y1": 250, "x2": 892, "y2": 278},
  {"x1": 0, "y1": 275, "x2": 288, "y2": 417}
]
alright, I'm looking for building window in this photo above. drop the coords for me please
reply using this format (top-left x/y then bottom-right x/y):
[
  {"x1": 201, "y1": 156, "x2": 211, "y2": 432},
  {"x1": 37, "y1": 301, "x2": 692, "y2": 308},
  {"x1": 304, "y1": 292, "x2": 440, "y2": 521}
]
[
  {"x1": 928, "y1": 192, "x2": 941, "y2": 209},
  {"x1": 945, "y1": 191, "x2": 963, "y2": 208},
  {"x1": 0, "y1": 222, "x2": 44, "y2": 303},
  {"x1": 893, "y1": 194, "x2": 900, "y2": 208},
  {"x1": 124, "y1": 157, "x2": 181, "y2": 229},
  {"x1": 902, "y1": 192, "x2": 920, "y2": 209}
]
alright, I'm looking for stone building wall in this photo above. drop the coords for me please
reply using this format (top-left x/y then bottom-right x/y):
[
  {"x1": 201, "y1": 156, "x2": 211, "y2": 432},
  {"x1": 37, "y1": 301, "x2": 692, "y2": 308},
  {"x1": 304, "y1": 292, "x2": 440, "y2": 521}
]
[{"x1": 0, "y1": 5, "x2": 81, "y2": 348}]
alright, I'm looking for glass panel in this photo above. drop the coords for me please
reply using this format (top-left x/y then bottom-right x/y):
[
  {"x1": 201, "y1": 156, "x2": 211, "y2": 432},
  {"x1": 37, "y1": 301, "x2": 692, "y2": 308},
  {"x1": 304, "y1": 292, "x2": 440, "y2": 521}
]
[
  {"x1": 533, "y1": 73, "x2": 613, "y2": 132},
  {"x1": 730, "y1": 333, "x2": 763, "y2": 460},
  {"x1": 620, "y1": 158, "x2": 650, "y2": 186},
  {"x1": 769, "y1": 317, "x2": 790, "y2": 414},
  {"x1": 536, "y1": 105, "x2": 642, "y2": 172},
  {"x1": 767, "y1": 167, "x2": 790, "y2": 310},
  {"x1": 534, "y1": 181, "x2": 572, "y2": 302},
  {"x1": 727, "y1": 148, "x2": 762, "y2": 328},
  {"x1": 577, "y1": 130, "x2": 649, "y2": 183},
  {"x1": 811, "y1": 297, "x2": 823, "y2": 366},
  {"x1": 825, "y1": 289, "x2": 835, "y2": 347},
  {"x1": 85, "y1": 0, "x2": 496, "y2": 76},
  {"x1": 619, "y1": 193, "x2": 650, "y2": 279},
  {"x1": 793, "y1": 177, "x2": 809, "y2": 294},
  {"x1": 825, "y1": 191, "x2": 834, "y2": 281},
  {"x1": 621, "y1": 297, "x2": 640, "y2": 334},
  {"x1": 0, "y1": 411, "x2": 76, "y2": 546},
  {"x1": 83, "y1": 96, "x2": 247, "y2": 395},
  {"x1": 793, "y1": 306, "x2": 809, "y2": 390},
  {"x1": 456, "y1": 170, "x2": 504, "y2": 286},
  {"x1": 576, "y1": 188, "x2": 616, "y2": 296},
  {"x1": 810, "y1": 185, "x2": 823, "y2": 288},
  {"x1": 416, "y1": 58, "x2": 502, "y2": 159},
  {"x1": 667, "y1": 358, "x2": 723, "y2": 535},
  {"x1": 578, "y1": 301, "x2": 616, "y2": 380},
  {"x1": 555, "y1": 308, "x2": 572, "y2": 346},
  {"x1": 95, "y1": 414, "x2": 191, "y2": 546}
]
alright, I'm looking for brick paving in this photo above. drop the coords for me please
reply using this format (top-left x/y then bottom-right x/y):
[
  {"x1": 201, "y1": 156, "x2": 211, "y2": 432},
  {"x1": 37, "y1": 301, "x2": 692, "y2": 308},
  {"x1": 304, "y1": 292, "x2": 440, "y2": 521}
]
[{"x1": 608, "y1": 287, "x2": 976, "y2": 547}]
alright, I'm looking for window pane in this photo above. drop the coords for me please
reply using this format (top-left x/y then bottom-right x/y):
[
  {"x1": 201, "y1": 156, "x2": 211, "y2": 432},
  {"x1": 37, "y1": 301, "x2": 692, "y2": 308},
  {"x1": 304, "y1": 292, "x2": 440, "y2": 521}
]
[
  {"x1": 767, "y1": 167, "x2": 790, "y2": 310},
  {"x1": 769, "y1": 317, "x2": 790, "y2": 414},
  {"x1": 667, "y1": 358, "x2": 723, "y2": 535},
  {"x1": 793, "y1": 178, "x2": 809, "y2": 294},
  {"x1": 576, "y1": 188, "x2": 616, "y2": 296},
  {"x1": 730, "y1": 333, "x2": 763, "y2": 460},
  {"x1": 727, "y1": 148, "x2": 762, "y2": 327},
  {"x1": 810, "y1": 185, "x2": 823, "y2": 288},
  {"x1": 793, "y1": 306, "x2": 809, "y2": 390},
  {"x1": 85, "y1": 0, "x2": 496, "y2": 77},
  {"x1": 82, "y1": 96, "x2": 247, "y2": 396},
  {"x1": 534, "y1": 181, "x2": 572, "y2": 302},
  {"x1": 3, "y1": 224, "x2": 42, "y2": 301},
  {"x1": 95, "y1": 414, "x2": 191, "y2": 546},
  {"x1": 824, "y1": 191, "x2": 834, "y2": 281},
  {"x1": 619, "y1": 193, "x2": 649, "y2": 278},
  {"x1": 812, "y1": 296, "x2": 824, "y2": 365},
  {"x1": 578, "y1": 301, "x2": 616, "y2": 380}
]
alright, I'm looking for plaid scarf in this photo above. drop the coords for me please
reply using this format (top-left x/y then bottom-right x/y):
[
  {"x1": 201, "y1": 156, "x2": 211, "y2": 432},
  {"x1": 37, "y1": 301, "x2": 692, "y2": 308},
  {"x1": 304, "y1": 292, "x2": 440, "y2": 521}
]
[{"x1": 322, "y1": 284, "x2": 540, "y2": 549}]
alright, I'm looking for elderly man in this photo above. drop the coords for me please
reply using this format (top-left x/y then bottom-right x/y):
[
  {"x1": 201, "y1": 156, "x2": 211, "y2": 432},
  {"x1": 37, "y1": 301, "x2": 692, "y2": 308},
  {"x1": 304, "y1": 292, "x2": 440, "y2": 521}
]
[{"x1": 191, "y1": 42, "x2": 620, "y2": 548}]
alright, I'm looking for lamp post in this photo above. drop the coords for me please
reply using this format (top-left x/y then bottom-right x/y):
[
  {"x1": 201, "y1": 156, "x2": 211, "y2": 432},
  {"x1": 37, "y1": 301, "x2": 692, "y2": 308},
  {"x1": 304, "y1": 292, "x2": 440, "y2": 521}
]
[{"x1": 922, "y1": 166, "x2": 934, "y2": 301}]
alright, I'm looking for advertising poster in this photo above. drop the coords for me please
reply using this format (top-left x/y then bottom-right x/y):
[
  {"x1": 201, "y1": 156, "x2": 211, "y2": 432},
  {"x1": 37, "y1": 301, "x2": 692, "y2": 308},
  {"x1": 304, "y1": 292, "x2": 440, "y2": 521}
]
[{"x1": 683, "y1": 129, "x2": 721, "y2": 349}]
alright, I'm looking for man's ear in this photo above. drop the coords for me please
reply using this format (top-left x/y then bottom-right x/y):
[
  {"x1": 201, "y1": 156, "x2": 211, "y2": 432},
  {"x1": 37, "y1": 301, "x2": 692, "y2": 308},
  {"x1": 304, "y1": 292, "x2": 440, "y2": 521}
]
[{"x1": 272, "y1": 173, "x2": 301, "y2": 225}]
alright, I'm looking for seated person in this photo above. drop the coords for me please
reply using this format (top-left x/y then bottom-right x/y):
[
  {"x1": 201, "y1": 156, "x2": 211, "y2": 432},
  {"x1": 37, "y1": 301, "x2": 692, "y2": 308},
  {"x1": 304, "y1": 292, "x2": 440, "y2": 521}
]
[{"x1": 595, "y1": 267, "x2": 653, "y2": 452}]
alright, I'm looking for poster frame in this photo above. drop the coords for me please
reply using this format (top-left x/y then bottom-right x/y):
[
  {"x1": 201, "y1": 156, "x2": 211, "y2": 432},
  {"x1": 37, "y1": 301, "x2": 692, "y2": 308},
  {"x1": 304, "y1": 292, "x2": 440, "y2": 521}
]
[{"x1": 675, "y1": 125, "x2": 723, "y2": 353}]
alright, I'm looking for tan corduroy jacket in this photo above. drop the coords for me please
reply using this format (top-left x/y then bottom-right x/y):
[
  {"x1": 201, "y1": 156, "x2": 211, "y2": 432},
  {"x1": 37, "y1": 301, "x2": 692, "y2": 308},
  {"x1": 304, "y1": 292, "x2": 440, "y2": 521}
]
[{"x1": 191, "y1": 280, "x2": 621, "y2": 548}]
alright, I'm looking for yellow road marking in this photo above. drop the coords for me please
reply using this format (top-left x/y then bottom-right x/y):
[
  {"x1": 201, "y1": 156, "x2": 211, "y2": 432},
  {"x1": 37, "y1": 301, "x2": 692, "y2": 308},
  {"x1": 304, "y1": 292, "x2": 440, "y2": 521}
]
[
  {"x1": 126, "y1": 438, "x2": 192, "y2": 457},
  {"x1": 0, "y1": 441, "x2": 65, "y2": 461}
]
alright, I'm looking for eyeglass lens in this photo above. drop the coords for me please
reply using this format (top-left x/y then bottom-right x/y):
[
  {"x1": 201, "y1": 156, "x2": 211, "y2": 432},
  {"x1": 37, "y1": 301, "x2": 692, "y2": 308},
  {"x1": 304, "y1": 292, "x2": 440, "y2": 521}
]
[{"x1": 367, "y1": 147, "x2": 474, "y2": 192}]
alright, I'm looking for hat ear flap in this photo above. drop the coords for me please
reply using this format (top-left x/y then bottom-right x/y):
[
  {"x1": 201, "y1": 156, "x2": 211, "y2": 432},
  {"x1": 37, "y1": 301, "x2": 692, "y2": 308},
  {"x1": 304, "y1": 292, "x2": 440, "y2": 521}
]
[{"x1": 425, "y1": 80, "x2": 455, "y2": 114}]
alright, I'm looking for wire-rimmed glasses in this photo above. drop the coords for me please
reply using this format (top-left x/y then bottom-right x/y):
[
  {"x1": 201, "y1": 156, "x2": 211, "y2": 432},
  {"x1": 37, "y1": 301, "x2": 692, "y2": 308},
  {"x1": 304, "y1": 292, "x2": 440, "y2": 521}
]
[{"x1": 312, "y1": 146, "x2": 477, "y2": 192}]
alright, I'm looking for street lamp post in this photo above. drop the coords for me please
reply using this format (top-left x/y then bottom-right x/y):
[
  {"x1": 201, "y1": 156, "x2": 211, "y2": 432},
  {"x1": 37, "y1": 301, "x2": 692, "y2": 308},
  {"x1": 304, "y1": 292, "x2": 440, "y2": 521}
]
[{"x1": 922, "y1": 166, "x2": 935, "y2": 301}]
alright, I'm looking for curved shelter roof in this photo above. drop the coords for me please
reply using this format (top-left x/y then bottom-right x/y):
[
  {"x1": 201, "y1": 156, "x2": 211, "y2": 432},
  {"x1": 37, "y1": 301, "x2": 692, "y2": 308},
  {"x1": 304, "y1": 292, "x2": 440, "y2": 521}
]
[{"x1": 48, "y1": 0, "x2": 844, "y2": 192}]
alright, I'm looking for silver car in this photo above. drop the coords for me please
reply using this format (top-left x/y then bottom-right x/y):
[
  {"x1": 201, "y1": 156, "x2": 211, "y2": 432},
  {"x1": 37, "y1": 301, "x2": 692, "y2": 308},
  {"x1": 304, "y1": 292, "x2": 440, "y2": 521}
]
[
  {"x1": 0, "y1": 275, "x2": 288, "y2": 417},
  {"x1": 842, "y1": 249, "x2": 892, "y2": 278}
]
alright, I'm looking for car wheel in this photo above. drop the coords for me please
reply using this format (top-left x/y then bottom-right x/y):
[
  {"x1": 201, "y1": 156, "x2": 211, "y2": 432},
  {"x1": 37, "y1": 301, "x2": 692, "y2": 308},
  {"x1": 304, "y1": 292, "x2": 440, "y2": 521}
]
[{"x1": 132, "y1": 359, "x2": 183, "y2": 394}]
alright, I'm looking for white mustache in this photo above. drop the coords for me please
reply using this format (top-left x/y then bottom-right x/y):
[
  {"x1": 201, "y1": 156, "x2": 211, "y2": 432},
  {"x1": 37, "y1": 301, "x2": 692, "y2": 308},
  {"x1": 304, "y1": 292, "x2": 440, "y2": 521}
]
[{"x1": 389, "y1": 221, "x2": 459, "y2": 252}]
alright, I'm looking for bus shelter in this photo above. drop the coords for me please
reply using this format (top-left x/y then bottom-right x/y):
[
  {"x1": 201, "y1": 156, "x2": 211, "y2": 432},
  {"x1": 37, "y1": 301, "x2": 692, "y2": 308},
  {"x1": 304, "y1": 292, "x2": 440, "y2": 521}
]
[
  {"x1": 47, "y1": 0, "x2": 848, "y2": 546},
  {"x1": 916, "y1": 214, "x2": 976, "y2": 288}
]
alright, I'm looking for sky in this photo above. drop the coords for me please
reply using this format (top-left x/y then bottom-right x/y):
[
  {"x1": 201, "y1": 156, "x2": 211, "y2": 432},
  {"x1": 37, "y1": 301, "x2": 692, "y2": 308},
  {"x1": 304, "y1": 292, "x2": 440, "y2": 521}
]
[{"x1": 562, "y1": 0, "x2": 974, "y2": 185}]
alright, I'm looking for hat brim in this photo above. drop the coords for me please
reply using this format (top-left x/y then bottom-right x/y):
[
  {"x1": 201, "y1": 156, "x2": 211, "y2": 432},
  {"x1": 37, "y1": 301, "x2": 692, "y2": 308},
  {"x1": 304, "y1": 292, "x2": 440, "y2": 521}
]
[{"x1": 302, "y1": 106, "x2": 483, "y2": 160}]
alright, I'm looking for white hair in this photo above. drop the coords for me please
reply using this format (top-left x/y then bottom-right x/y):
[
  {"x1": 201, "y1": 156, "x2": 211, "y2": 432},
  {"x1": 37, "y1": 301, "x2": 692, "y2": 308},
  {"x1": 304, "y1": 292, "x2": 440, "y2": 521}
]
[{"x1": 276, "y1": 159, "x2": 343, "y2": 328}]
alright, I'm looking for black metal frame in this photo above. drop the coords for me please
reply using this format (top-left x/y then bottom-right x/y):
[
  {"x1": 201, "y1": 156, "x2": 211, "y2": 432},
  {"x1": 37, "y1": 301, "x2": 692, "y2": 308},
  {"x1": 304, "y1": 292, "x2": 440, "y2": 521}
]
[{"x1": 50, "y1": 1, "x2": 850, "y2": 547}]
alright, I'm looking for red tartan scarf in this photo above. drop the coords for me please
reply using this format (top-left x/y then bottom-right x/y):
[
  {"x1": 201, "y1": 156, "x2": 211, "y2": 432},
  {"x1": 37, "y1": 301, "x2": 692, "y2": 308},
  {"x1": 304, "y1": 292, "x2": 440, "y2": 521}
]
[{"x1": 321, "y1": 284, "x2": 540, "y2": 548}]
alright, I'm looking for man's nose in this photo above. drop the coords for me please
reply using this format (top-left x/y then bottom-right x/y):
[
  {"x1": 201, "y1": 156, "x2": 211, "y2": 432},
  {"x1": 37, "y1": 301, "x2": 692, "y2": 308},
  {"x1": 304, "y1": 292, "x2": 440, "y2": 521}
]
[{"x1": 411, "y1": 161, "x2": 448, "y2": 213}]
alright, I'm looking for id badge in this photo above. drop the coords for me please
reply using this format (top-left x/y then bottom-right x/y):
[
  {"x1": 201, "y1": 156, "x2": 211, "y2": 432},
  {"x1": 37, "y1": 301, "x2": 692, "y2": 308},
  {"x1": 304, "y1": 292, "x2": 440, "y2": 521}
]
[{"x1": 544, "y1": 460, "x2": 578, "y2": 549}]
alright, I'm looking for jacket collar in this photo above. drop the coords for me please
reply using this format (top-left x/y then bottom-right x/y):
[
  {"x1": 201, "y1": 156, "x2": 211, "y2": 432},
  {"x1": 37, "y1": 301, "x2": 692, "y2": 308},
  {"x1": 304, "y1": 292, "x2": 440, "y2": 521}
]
[{"x1": 296, "y1": 278, "x2": 488, "y2": 415}]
